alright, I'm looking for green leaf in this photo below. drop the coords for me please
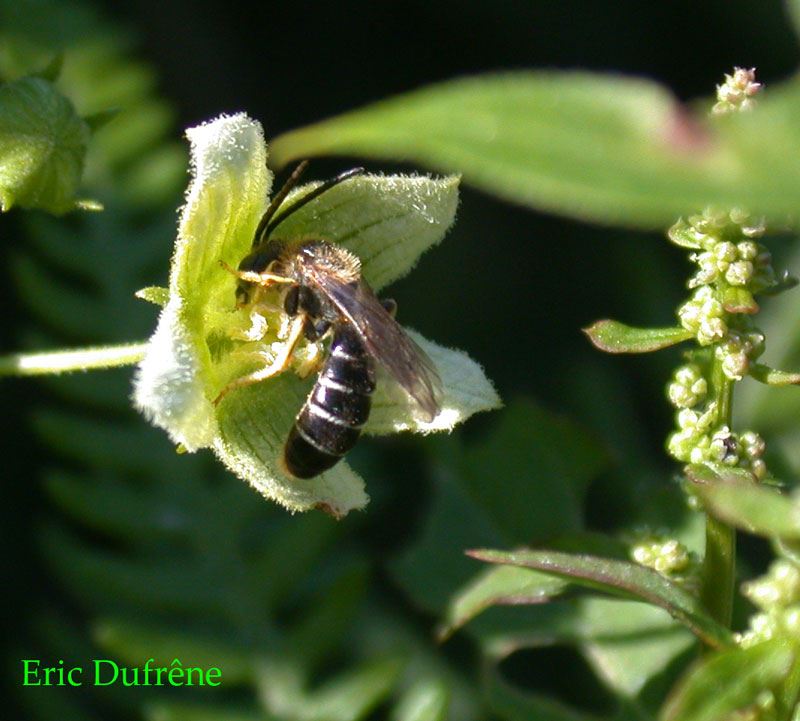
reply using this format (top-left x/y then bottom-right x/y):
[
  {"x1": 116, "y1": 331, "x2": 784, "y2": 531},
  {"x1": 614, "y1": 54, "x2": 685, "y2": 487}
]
[
  {"x1": 584, "y1": 320, "x2": 693, "y2": 353},
  {"x1": 697, "y1": 479, "x2": 800, "y2": 539},
  {"x1": 93, "y1": 619, "x2": 253, "y2": 685},
  {"x1": 439, "y1": 565, "x2": 568, "y2": 640},
  {"x1": 787, "y1": 0, "x2": 800, "y2": 47},
  {"x1": 391, "y1": 679, "x2": 450, "y2": 721},
  {"x1": 684, "y1": 463, "x2": 756, "y2": 486},
  {"x1": 579, "y1": 597, "x2": 695, "y2": 698},
  {"x1": 257, "y1": 656, "x2": 403, "y2": 721},
  {"x1": 0, "y1": 75, "x2": 91, "y2": 213},
  {"x1": 135, "y1": 285, "x2": 170, "y2": 307},
  {"x1": 458, "y1": 399, "x2": 608, "y2": 541},
  {"x1": 485, "y1": 669, "x2": 597, "y2": 721},
  {"x1": 468, "y1": 548, "x2": 733, "y2": 648},
  {"x1": 34, "y1": 53, "x2": 63, "y2": 83},
  {"x1": 83, "y1": 106, "x2": 119, "y2": 133},
  {"x1": 661, "y1": 640, "x2": 794, "y2": 721},
  {"x1": 271, "y1": 72, "x2": 723, "y2": 228},
  {"x1": 390, "y1": 463, "x2": 504, "y2": 615},
  {"x1": 749, "y1": 363, "x2": 800, "y2": 386},
  {"x1": 270, "y1": 71, "x2": 800, "y2": 228},
  {"x1": 145, "y1": 704, "x2": 270, "y2": 721}
]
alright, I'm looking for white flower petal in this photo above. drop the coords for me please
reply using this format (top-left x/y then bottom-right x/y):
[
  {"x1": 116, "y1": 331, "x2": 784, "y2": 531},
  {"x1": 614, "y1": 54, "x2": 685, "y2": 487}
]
[
  {"x1": 134, "y1": 113, "x2": 270, "y2": 452},
  {"x1": 365, "y1": 331, "x2": 501, "y2": 435},
  {"x1": 133, "y1": 296, "x2": 217, "y2": 451},
  {"x1": 213, "y1": 375, "x2": 368, "y2": 516}
]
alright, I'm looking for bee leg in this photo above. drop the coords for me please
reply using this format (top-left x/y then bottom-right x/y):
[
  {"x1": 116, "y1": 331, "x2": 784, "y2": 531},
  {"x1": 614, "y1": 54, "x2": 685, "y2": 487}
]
[
  {"x1": 294, "y1": 318, "x2": 330, "y2": 378},
  {"x1": 219, "y1": 260, "x2": 294, "y2": 287},
  {"x1": 381, "y1": 298, "x2": 397, "y2": 318},
  {"x1": 213, "y1": 314, "x2": 307, "y2": 405},
  {"x1": 295, "y1": 342, "x2": 325, "y2": 378}
]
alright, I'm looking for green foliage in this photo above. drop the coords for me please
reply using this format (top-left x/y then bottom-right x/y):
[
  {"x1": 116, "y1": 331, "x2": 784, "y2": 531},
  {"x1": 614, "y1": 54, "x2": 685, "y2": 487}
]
[
  {"x1": 660, "y1": 641, "x2": 796, "y2": 721},
  {"x1": 8, "y1": 1, "x2": 800, "y2": 720},
  {"x1": 465, "y1": 548, "x2": 731, "y2": 648},
  {"x1": 697, "y1": 477, "x2": 800, "y2": 539},
  {"x1": 5, "y1": 5, "x2": 494, "y2": 721},
  {"x1": 271, "y1": 69, "x2": 800, "y2": 228},
  {"x1": 583, "y1": 321, "x2": 693, "y2": 354},
  {"x1": 0, "y1": 74, "x2": 92, "y2": 213}
]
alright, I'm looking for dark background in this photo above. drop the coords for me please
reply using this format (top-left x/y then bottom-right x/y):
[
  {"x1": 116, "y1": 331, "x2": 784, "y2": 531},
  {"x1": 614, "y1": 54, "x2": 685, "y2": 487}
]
[{"x1": 4, "y1": 0, "x2": 800, "y2": 718}]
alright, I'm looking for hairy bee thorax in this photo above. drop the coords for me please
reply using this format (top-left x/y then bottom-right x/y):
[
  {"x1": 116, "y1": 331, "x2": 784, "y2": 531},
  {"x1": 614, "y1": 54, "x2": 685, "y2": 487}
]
[
  {"x1": 235, "y1": 240, "x2": 361, "y2": 308},
  {"x1": 215, "y1": 164, "x2": 441, "y2": 478},
  {"x1": 278, "y1": 240, "x2": 361, "y2": 284}
]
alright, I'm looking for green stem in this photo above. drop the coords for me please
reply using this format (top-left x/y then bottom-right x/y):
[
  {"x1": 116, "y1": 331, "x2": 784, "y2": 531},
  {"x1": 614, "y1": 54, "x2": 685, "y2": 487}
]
[
  {"x1": 0, "y1": 341, "x2": 148, "y2": 376},
  {"x1": 700, "y1": 359, "x2": 736, "y2": 629}
]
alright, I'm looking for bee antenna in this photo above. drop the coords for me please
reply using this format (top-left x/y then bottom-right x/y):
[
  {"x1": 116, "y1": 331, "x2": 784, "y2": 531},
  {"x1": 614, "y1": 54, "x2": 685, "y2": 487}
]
[
  {"x1": 262, "y1": 165, "x2": 365, "y2": 241},
  {"x1": 252, "y1": 160, "x2": 310, "y2": 247}
]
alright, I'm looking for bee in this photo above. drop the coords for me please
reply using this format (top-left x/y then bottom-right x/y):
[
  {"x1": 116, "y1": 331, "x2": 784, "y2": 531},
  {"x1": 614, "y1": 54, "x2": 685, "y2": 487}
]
[{"x1": 215, "y1": 162, "x2": 442, "y2": 478}]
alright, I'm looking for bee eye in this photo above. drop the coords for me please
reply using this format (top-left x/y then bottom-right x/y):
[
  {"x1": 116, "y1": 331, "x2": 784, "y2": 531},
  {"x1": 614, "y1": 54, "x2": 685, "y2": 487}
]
[{"x1": 236, "y1": 285, "x2": 251, "y2": 306}]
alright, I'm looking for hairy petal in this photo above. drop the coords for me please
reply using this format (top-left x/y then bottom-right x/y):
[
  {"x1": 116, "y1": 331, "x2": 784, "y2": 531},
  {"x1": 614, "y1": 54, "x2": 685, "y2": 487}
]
[{"x1": 366, "y1": 331, "x2": 501, "y2": 435}]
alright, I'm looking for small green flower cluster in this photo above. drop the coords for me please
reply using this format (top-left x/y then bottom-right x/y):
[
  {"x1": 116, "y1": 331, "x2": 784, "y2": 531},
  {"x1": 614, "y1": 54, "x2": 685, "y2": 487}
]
[
  {"x1": 664, "y1": 207, "x2": 780, "y2": 477},
  {"x1": 631, "y1": 536, "x2": 690, "y2": 573},
  {"x1": 672, "y1": 209, "x2": 775, "y2": 346},
  {"x1": 667, "y1": 363, "x2": 707, "y2": 408},
  {"x1": 711, "y1": 66, "x2": 762, "y2": 115},
  {"x1": 737, "y1": 559, "x2": 800, "y2": 648},
  {"x1": 715, "y1": 330, "x2": 766, "y2": 382},
  {"x1": 630, "y1": 534, "x2": 701, "y2": 593},
  {"x1": 667, "y1": 402, "x2": 767, "y2": 478}
]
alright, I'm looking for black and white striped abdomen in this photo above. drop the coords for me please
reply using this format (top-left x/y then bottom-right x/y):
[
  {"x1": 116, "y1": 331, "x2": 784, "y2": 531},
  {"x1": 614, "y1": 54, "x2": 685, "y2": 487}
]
[{"x1": 282, "y1": 324, "x2": 376, "y2": 478}]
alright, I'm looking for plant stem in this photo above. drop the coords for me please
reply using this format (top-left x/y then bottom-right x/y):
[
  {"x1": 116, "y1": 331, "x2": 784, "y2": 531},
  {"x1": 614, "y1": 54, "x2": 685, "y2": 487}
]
[
  {"x1": 0, "y1": 341, "x2": 148, "y2": 376},
  {"x1": 700, "y1": 358, "x2": 736, "y2": 629}
]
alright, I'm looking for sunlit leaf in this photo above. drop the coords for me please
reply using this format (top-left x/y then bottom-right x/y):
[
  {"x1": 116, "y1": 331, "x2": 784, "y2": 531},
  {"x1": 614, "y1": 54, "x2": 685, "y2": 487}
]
[
  {"x1": 697, "y1": 479, "x2": 800, "y2": 539},
  {"x1": 468, "y1": 548, "x2": 733, "y2": 648},
  {"x1": 0, "y1": 75, "x2": 91, "y2": 213},
  {"x1": 135, "y1": 285, "x2": 170, "y2": 307},
  {"x1": 749, "y1": 363, "x2": 800, "y2": 387},
  {"x1": 391, "y1": 679, "x2": 450, "y2": 721},
  {"x1": 583, "y1": 320, "x2": 692, "y2": 354}
]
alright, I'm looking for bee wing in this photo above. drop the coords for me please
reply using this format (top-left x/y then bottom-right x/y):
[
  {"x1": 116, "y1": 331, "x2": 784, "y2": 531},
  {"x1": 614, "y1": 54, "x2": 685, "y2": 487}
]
[{"x1": 306, "y1": 269, "x2": 442, "y2": 422}]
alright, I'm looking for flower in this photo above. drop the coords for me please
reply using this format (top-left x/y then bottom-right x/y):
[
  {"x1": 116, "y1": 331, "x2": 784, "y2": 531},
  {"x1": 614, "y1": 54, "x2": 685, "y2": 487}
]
[{"x1": 133, "y1": 113, "x2": 500, "y2": 517}]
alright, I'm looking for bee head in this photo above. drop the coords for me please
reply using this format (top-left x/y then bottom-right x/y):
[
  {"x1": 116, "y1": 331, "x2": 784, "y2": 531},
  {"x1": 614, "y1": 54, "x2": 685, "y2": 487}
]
[
  {"x1": 235, "y1": 281, "x2": 252, "y2": 307},
  {"x1": 234, "y1": 242, "x2": 287, "y2": 307}
]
